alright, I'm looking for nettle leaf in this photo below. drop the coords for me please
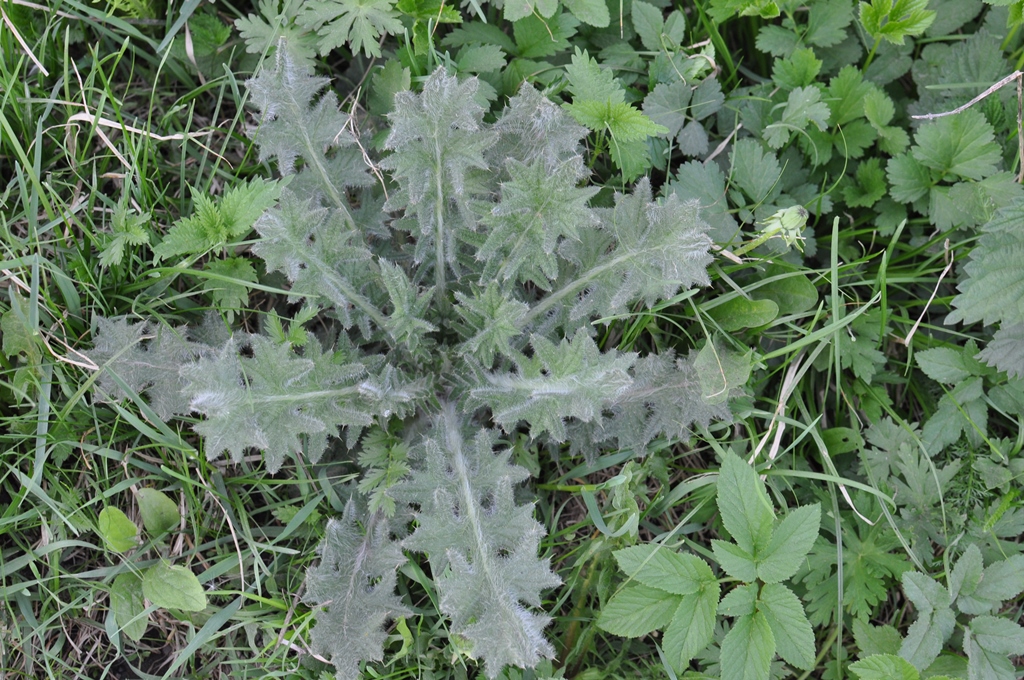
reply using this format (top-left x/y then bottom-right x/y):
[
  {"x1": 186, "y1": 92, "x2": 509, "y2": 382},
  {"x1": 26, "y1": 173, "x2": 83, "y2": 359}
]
[
  {"x1": 398, "y1": 413, "x2": 561, "y2": 678},
  {"x1": 153, "y1": 178, "x2": 284, "y2": 262},
  {"x1": 306, "y1": 503, "x2": 410, "y2": 680},
  {"x1": 859, "y1": 0, "x2": 935, "y2": 44},
  {"x1": 716, "y1": 450, "x2": 775, "y2": 555},
  {"x1": 202, "y1": 257, "x2": 258, "y2": 319}
]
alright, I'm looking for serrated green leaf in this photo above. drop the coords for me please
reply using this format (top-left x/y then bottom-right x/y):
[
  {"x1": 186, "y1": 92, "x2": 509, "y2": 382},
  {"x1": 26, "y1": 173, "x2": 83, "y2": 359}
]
[
  {"x1": 568, "y1": 100, "x2": 668, "y2": 141},
  {"x1": 756, "y1": 504, "x2": 821, "y2": 584},
  {"x1": 663, "y1": 581, "x2": 720, "y2": 671},
  {"x1": 110, "y1": 572, "x2": 148, "y2": 642},
  {"x1": 972, "y1": 555, "x2": 1024, "y2": 605},
  {"x1": 849, "y1": 654, "x2": 920, "y2": 680},
  {"x1": 301, "y1": 0, "x2": 404, "y2": 58},
  {"x1": 708, "y1": 0, "x2": 780, "y2": 23},
  {"x1": 720, "y1": 611, "x2": 775, "y2": 680},
  {"x1": 853, "y1": 619, "x2": 904, "y2": 657},
  {"x1": 643, "y1": 81, "x2": 691, "y2": 138},
  {"x1": 716, "y1": 450, "x2": 774, "y2": 555},
  {"x1": 859, "y1": 0, "x2": 935, "y2": 44},
  {"x1": 136, "y1": 488, "x2": 179, "y2": 538},
  {"x1": 142, "y1": 562, "x2": 207, "y2": 612},
  {"x1": 886, "y1": 153, "x2": 933, "y2": 204},
  {"x1": 712, "y1": 540, "x2": 758, "y2": 586},
  {"x1": 718, "y1": 582, "x2": 758, "y2": 617},
  {"x1": 730, "y1": 139, "x2": 782, "y2": 206},
  {"x1": 562, "y1": 0, "x2": 609, "y2": 26},
  {"x1": 597, "y1": 583, "x2": 681, "y2": 637},
  {"x1": 843, "y1": 158, "x2": 887, "y2": 208},
  {"x1": 964, "y1": 627, "x2": 1018, "y2": 680},
  {"x1": 613, "y1": 546, "x2": 714, "y2": 596},
  {"x1": 564, "y1": 48, "x2": 623, "y2": 104},
  {"x1": 912, "y1": 110, "x2": 1000, "y2": 181},
  {"x1": 915, "y1": 347, "x2": 975, "y2": 383},
  {"x1": 758, "y1": 582, "x2": 815, "y2": 670},
  {"x1": 773, "y1": 48, "x2": 823, "y2": 89},
  {"x1": 969, "y1": 616, "x2": 1024, "y2": 655},
  {"x1": 98, "y1": 506, "x2": 138, "y2": 553}
]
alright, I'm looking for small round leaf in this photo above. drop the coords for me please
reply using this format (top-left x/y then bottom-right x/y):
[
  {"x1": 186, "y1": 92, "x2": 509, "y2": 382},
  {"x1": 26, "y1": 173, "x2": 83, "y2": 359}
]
[
  {"x1": 97, "y1": 506, "x2": 138, "y2": 553},
  {"x1": 137, "y1": 488, "x2": 180, "y2": 537}
]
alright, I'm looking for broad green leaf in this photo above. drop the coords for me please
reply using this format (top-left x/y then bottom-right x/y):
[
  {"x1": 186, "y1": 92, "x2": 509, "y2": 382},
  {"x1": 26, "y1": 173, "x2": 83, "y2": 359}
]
[
  {"x1": 713, "y1": 539, "x2": 759, "y2": 582},
  {"x1": 136, "y1": 489, "x2": 179, "y2": 538},
  {"x1": 597, "y1": 584, "x2": 681, "y2": 637},
  {"x1": 758, "y1": 582, "x2": 815, "y2": 670},
  {"x1": 142, "y1": 562, "x2": 207, "y2": 612},
  {"x1": 708, "y1": 297, "x2": 779, "y2": 331},
  {"x1": 756, "y1": 503, "x2": 821, "y2": 584},
  {"x1": 663, "y1": 581, "x2": 720, "y2": 671},
  {"x1": 950, "y1": 545, "x2": 984, "y2": 604},
  {"x1": 849, "y1": 654, "x2": 920, "y2": 680},
  {"x1": 720, "y1": 611, "x2": 775, "y2": 680},
  {"x1": 915, "y1": 347, "x2": 975, "y2": 383},
  {"x1": 98, "y1": 506, "x2": 138, "y2": 553},
  {"x1": 752, "y1": 266, "x2": 818, "y2": 314},
  {"x1": 969, "y1": 616, "x2": 1024, "y2": 655},
  {"x1": 613, "y1": 546, "x2": 713, "y2": 595},
  {"x1": 715, "y1": 450, "x2": 774, "y2": 555},
  {"x1": 110, "y1": 572, "x2": 148, "y2": 642}
]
